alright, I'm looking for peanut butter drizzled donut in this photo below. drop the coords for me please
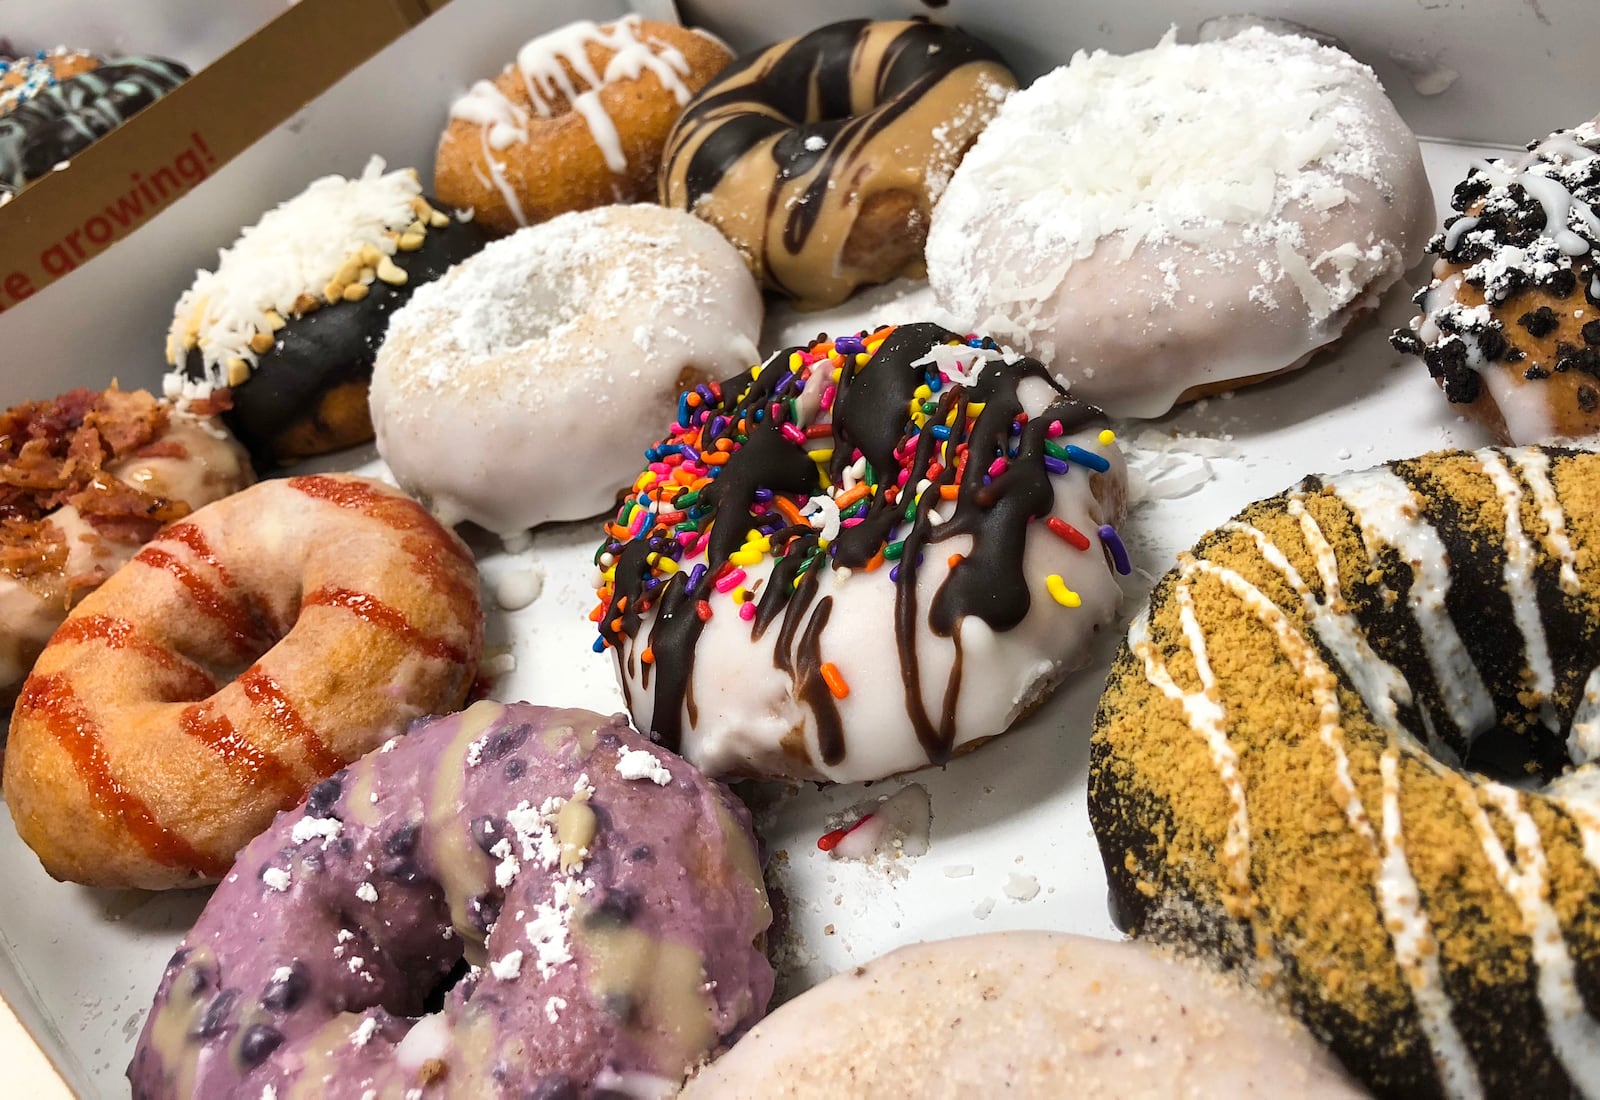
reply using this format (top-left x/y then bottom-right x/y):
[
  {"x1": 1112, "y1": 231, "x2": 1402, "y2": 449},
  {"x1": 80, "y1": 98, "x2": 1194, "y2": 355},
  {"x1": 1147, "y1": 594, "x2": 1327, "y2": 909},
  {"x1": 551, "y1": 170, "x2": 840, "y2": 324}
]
[
  {"x1": 660, "y1": 19, "x2": 1016, "y2": 309},
  {"x1": 436, "y1": 16, "x2": 733, "y2": 235},
  {"x1": 1091, "y1": 446, "x2": 1600, "y2": 1096},
  {"x1": 129, "y1": 702, "x2": 773, "y2": 1100},
  {"x1": 594, "y1": 323, "x2": 1128, "y2": 783},
  {"x1": 1393, "y1": 115, "x2": 1600, "y2": 444},
  {"x1": 6, "y1": 474, "x2": 482, "y2": 890}
]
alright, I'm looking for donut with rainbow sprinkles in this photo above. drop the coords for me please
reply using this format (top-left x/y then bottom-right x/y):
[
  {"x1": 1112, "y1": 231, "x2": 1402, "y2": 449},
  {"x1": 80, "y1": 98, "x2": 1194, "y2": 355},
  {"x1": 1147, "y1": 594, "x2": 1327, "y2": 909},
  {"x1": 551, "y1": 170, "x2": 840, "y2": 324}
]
[{"x1": 593, "y1": 322, "x2": 1129, "y2": 784}]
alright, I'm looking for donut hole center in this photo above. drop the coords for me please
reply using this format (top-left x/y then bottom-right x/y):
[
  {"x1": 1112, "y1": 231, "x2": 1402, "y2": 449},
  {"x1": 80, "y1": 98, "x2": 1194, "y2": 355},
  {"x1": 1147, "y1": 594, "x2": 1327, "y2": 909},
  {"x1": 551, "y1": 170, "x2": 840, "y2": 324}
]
[
  {"x1": 841, "y1": 188, "x2": 926, "y2": 280},
  {"x1": 1459, "y1": 722, "x2": 1574, "y2": 789}
]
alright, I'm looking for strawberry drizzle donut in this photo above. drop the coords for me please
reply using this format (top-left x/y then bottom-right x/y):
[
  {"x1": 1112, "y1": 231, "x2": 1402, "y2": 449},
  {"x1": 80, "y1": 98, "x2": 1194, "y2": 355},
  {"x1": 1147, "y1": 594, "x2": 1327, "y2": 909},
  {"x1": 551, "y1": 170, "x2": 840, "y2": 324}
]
[
  {"x1": 5, "y1": 474, "x2": 482, "y2": 890},
  {"x1": 129, "y1": 702, "x2": 773, "y2": 1100},
  {"x1": 593, "y1": 322, "x2": 1129, "y2": 783}
]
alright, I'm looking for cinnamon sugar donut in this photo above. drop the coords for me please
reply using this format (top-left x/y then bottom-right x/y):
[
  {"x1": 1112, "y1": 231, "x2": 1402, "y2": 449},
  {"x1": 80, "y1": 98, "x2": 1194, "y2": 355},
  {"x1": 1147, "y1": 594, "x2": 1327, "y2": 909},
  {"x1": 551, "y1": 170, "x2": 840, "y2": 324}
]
[
  {"x1": 0, "y1": 387, "x2": 251, "y2": 707},
  {"x1": 594, "y1": 323, "x2": 1129, "y2": 783},
  {"x1": 129, "y1": 702, "x2": 773, "y2": 1100},
  {"x1": 435, "y1": 16, "x2": 732, "y2": 235},
  {"x1": 6, "y1": 474, "x2": 482, "y2": 890},
  {"x1": 927, "y1": 28, "x2": 1432, "y2": 417},
  {"x1": 660, "y1": 19, "x2": 1017, "y2": 309},
  {"x1": 1091, "y1": 446, "x2": 1600, "y2": 1095},
  {"x1": 1393, "y1": 115, "x2": 1600, "y2": 444},
  {"x1": 686, "y1": 932, "x2": 1360, "y2": 1097}
]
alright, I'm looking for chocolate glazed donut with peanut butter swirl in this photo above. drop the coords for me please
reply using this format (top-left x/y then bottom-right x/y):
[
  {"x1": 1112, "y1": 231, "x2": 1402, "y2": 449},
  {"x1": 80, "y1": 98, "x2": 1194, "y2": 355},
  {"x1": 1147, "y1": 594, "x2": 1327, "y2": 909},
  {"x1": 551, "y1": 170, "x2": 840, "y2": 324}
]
[
  {"x1": 593, "y1": 323, "x2": 1129, "y2": 784},
  {"x1": 659, "y1": 20, "x2": 1016, "y2": 309}
]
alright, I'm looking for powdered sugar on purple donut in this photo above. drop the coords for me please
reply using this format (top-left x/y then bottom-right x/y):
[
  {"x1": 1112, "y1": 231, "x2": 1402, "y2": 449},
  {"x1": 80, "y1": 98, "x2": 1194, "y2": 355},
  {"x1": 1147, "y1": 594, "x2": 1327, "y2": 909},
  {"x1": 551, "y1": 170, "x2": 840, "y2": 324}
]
[{"x1": 129, "y1": 701, "x2": 773, "y2": 1099}]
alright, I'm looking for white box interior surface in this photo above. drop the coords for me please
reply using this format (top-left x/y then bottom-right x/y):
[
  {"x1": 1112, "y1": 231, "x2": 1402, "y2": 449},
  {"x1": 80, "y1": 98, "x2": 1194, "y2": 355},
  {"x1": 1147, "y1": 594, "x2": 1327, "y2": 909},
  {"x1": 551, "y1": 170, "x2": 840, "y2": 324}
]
[{"x1": 0, "y1": 0, "x2": 1570, "y2": 1094}]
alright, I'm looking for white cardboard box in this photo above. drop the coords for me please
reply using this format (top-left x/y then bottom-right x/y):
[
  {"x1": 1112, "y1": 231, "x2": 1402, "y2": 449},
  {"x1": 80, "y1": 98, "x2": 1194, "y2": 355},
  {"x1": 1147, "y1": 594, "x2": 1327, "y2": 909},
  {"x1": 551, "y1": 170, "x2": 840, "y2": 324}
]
[{"x1": 0, "y1": 0, "x2": 1579, "y2": 1095}]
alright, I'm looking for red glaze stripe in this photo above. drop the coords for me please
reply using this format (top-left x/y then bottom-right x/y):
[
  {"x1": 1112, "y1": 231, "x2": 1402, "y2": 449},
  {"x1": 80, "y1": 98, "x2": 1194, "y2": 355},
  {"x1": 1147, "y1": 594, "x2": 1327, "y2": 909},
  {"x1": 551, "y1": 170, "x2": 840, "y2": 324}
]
[
  {"x1": 133, "y1": 546, "x2": 263, "y2": 653},
  {"x1": 303, "y1": 585, "x2": 467, "y2": 665},
  {"x1": 51, "y1": 615, "x2": 218, "y2": 698},
  {"x1": 177, "y1": 701, "x2": 298, "y2": 789},
  {"x1": 287, "y1": 476, "x2": 473, "y2": 564},
  {"x1": 237, "y1": 665, "x2": 343, "y2": 775},
  {"x1": 157, "y1": 523, "x2": 235, "y2": 587},
  {"x1": 18, "y1": 674, "x2": 227, "y2": 876}
]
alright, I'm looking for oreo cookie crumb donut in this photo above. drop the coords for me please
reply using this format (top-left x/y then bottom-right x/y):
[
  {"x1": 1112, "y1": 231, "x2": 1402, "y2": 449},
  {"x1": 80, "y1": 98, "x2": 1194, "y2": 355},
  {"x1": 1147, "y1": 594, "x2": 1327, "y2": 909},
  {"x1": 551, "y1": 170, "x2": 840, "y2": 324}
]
[
  {"x1": 594, "y1": 323, "x2": 1129, "y2": 783},
  {"x1": 927, "y1": 28, "x2": 1432, "y2": 418},
  {"x1": 372, "y1": 203, "x2": 762, "y2": 538},
  {"x1": 0, "y1": 54, "x2": 187, "y2": 196},
  {"x1": 436, "y1": 16, "x2": 733, "y2": 235},
  {"x1": 128, "y1": 701, "x2": 773, "y2": 1099},
  {"x1": 164, "y1": 158, "x2": 487, "y2": 464},
  {"x1": 1091, "y1": 446, "x2": 1600, "y2": 1095},
  {"x1": 1392, "y1": 114, "x2": 1600, "y2": 444},
  {"x1": 687, "y1": 932, "x2": 1361, "y2": 1097},
  {"x1": 660, "y1": 19, "x2": 1016, "y2": 309}
]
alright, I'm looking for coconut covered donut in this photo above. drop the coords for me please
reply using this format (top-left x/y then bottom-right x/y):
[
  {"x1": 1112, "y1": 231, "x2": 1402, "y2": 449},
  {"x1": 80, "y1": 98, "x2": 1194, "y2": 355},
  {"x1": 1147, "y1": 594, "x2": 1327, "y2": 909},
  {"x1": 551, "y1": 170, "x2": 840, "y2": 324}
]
[
  {"x1": 1090, "y1": 446, "x2": 1600, "y2": 1096},
  {"x1": 436, "y1": 16, "x2": 733, "y2": 235},
  {"x1": 0, "y1": 387, "x2": 251, "y2": 706},
  {"x1": 1392, "y1": 115, "x2": 1600, "y2": 445},
  {"x1": 372, "y1": 203, "x2": 762, "y2": 538},
  {"x1": 660, "y1": 19, "x2": 1017, "y2": 309},
  {"x1": 927, "y1": 28, "x2": 1432, "y2": 418},
  {"x1": 594, "y1": 322, "x2": 1129, "y2": 783},
  {"x1": 129, "y1": 701, "x2": 773, "y2": 1100},
  {"x1": 166, "y1": 158, "x2": 487, "y2": 463},
  {"x1": 686, "y1": 931, "x2": 1361, "y2": 1097},
  {"x1": 6, "y1": 474, "x2": 482, "y2": 890}
]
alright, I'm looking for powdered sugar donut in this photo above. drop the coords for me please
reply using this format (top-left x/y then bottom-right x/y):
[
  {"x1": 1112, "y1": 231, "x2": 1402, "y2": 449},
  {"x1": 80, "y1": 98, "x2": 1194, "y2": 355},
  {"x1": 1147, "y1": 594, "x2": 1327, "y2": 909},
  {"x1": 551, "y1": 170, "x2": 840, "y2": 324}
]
[
  {"x1": 927, "y1": 28, "x2": 1433, "y2": 418},
  {"x1": 685, "y1": 932, "x2": 1360, "y2": 1097},
  {"x1": 129, "y1": 701, "x2": 773, "y2": 1099},
  {"x1": 371, "y1": 203, "x2": 762, "y2": 538},
  {"x1": 593, "y1": 323, "x2": 1129, "y2": 784}
]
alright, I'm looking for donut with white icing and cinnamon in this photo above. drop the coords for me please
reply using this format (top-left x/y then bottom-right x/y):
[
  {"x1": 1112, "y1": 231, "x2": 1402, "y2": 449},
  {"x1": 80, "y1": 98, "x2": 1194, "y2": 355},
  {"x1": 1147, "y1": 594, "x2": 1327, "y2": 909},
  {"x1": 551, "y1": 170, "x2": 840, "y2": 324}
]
[
  {"x1": 1393, "y1": 115, "x2": 1600, "y2": 445},
  {"x1": 0, "y1": 387, "x2": 251, "y2": 708},
  {"x1": 371, "y1": 203, "x2": 762, "y2": 539},
  {"x1": 434, "y1": 16, "x2": 732, "y2": 236},
  {"x1": 165, "y1": 158, "x2": 487, "y2": 464},
  {"x1": 686, "y1": 932, "x2": 1361, "y2": 1097},
  {"x1": 129, "y1": 701, "x2": 773, "y2": 1100},
  {"x1": 6, "y1": 474, "x2": 482, "y2": 890},
  {"x1": 927, "y1": 27, "x2": 1433, "y2": 418},
  {"x1": 660, "y1": 19, "x2": 1017, "y2": 310},
  {"x1": 1091, "y1": 445, "x2": 1600, "y2": 1095},
  {"x1": 594, "y1": 323, "x2": 1129, "y2": 784}
]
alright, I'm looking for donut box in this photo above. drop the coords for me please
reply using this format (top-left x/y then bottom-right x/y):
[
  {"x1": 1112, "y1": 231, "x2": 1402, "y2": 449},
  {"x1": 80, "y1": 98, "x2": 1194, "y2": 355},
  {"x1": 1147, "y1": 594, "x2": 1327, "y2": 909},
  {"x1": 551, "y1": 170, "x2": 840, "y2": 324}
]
[
  {"x1": 0, "y1": 0, "x2": 1596, "y2": 1094},
  {"x1": 0, "y1": 0, "x2": 436, "y2": 316}
]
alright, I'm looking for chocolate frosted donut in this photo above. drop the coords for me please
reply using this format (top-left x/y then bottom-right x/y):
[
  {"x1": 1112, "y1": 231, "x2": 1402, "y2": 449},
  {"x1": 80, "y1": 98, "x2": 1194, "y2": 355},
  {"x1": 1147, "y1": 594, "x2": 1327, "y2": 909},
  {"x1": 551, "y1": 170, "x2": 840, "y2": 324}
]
[
  {"x1": 165, "y1": 159, "x2": 487, "y2": 464},
  {"x1": 0, "y1": 56, "x2": 187, "y2": 195},
  {"x1": 594, "y1": 323, "x2": 1129, "y2": 783},
  {"x1": 660, "y1": 19, "x2": 1016, "y2": 309},
  {"x1": 1393, "y1": 114, "x2": 1600, "y2": 445},
  {"x1": 129, "y1": 701, "x2": 773, "y2": 1099}
]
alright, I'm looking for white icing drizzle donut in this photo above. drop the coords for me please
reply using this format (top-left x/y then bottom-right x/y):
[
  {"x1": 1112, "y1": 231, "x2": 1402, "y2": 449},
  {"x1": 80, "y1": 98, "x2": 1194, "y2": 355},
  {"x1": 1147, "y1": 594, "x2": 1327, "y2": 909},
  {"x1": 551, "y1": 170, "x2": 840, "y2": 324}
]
[
  {"x1": 1093, "y1": 446, "x2": 1600, "y2": 1098},
  {"x1": 927, "y1": 27, "x2": 1431, "y2": 418},
  {"x1": 370, "y1": 204, "x2": 762, "y2": 538}
]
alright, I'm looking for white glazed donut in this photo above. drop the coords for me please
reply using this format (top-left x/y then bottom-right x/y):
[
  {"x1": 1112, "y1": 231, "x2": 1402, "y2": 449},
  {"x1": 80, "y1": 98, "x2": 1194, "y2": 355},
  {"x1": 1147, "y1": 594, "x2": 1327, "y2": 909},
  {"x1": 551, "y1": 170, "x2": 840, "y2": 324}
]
[
  {"x1": 684, "y1": 932, "x2": 1362, "y2": 1097},
  {"x1": 593, "y1": 323, "x2": 1128, "y2": 784},
  {"x1": 371, "y1": 203, "x2": 763, "y2": 538},
  {"x1": 926, "y1": 28, "x2": 1433, "y2": 419}
]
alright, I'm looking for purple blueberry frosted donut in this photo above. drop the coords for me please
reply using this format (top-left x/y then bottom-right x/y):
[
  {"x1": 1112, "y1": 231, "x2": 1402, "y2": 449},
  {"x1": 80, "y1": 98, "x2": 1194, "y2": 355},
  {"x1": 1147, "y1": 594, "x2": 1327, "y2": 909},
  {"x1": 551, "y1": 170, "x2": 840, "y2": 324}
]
[{"x1": 129, "y1": 701, "x2": 774, "y2": 1099}]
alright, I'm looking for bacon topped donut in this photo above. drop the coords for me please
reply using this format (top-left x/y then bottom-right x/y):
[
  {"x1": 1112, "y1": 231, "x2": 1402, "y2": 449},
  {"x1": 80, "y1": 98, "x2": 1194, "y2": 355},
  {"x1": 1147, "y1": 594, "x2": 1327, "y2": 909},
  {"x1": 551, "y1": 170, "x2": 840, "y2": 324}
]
[{"x1": 5, "y1": 474, "x2": 482, "y2": 890}]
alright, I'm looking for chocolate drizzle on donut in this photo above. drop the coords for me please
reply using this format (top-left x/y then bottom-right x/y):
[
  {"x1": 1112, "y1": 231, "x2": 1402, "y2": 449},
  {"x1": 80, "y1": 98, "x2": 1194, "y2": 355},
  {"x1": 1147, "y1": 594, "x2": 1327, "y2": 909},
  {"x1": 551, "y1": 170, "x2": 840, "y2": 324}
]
[
  {"x1": 595, "y1": 323, "x2": 1110, "y2": 766},
  {"x1": 0, "y1": 56, "x2": 187, "y2": 194}
]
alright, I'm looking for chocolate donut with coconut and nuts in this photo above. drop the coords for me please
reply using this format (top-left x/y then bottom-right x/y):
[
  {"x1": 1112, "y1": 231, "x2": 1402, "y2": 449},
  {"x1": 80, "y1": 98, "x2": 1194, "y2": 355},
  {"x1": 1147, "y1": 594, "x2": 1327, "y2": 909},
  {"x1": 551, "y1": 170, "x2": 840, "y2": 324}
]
[
  {"x1": 594, "y1": 322, "x2": 1129, "y2": 784},
  {"x1": 128, "y1": 701, "x2": 773, "y2": 1100},
  {"x1": 165, "y1": 158, "x2": 487, "y2": 463}
]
